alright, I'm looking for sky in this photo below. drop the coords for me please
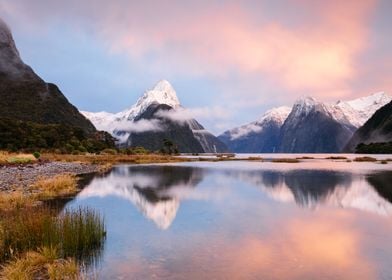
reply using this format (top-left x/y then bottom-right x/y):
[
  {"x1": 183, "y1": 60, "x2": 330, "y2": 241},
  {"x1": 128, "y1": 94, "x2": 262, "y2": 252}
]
[{"x1": 0, "y1": 0, "x2": 391, "y2": 134}]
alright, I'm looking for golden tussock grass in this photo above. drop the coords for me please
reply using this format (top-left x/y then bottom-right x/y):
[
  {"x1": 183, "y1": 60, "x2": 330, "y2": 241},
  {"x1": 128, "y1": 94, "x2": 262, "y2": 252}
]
[
  {"x1": 0, "y1": 151, "x2": 37, "y2": 165},
  {"x1": 0, "y1": 191, "x2": 36, "y2": 211},
  {"x1": 40, "y1": 153, "x2": 190, "y2": 165},
  {"x1": 32, "y1": 174, "x2": 78, "y2": 199},
  {"x1": 1, "y1": 246, "x2": 79, "y2": 280}
]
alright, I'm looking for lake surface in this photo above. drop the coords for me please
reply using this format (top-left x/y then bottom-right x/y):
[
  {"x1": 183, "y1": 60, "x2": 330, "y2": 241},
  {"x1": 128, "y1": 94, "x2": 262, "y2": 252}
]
[{"x1": 65, "y1": 159, "x2": 392, "y2": 279}]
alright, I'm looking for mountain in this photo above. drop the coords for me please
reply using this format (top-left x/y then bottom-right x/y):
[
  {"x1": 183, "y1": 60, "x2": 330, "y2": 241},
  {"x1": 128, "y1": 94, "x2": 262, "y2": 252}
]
[
  {"x1": 344, "y1": 101, "x2": 392, "y2": 152},
  {"x1": 220, "y1": 92, "x2": 391, "y2": 153},
  {"x1": 278, "y1": 96, "x2": 357, "y2": 153},
  {"x1": 0, "y1": 18, "x2": 96, "y2": 134},
  {"x1": 82, "y1": 80, "x2": 228, "y2": 153},
  {"x1": 218, "y1": 107, "x2": 291, "y2": 153}
]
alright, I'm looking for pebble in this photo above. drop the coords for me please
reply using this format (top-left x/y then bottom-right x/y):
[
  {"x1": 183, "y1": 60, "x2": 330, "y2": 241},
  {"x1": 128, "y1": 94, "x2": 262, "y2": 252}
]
[{"x1": 0, "y1": 161, "x2": 100, "y2": 192}]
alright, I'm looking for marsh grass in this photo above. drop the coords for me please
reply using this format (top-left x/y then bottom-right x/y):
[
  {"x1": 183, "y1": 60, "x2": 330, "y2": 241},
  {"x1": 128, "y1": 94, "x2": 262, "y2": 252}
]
[
  {"x1": 354, "y1": 156, "x2": 378, "y2": 162},
  {"x1": 33, "y1": 174, "x2": 78, "y2": 199},
  {"x1": 326, "y1": 156, "x2": 348, "y2": 160},
  {"x1": 0, "y1": 151, "x2": 37, "y2": 165},
  {"x1": 0, "y1": 191, "x2": 37, "y2": 211},
  {"x1": 0, "y1": 207, "x2": 106, "y2": 265},
  {"x1": 271, "y1": 158, "x2": 300, "y2": 163},
  {"x1": 1, "y1": 246, "x2": 79, "y2": 280}
]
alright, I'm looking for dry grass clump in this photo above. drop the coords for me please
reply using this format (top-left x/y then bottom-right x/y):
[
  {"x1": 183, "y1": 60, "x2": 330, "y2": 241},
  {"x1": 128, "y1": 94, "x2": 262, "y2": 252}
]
[
  {"x1": 33, "y1": 174, "x2": 78, "y2": 199},
  {"x1": 353, "y1": 156, "x2": 378, "y2": 162},
  {"x1": 0, "y1": 191, "x2": 36, "y2": 211},
  {"x1": 271, "y1": 158, "x2": 300, "y2": 163},
  {"x1": 1, "y1": 246, "x2": 79, "y2": 280}
]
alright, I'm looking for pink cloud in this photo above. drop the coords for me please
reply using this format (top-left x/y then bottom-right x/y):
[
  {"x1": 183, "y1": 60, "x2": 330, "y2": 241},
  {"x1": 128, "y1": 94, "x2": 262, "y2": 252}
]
[{"x1": 0, "y1": 0, "x2": 384, "y2": 103}]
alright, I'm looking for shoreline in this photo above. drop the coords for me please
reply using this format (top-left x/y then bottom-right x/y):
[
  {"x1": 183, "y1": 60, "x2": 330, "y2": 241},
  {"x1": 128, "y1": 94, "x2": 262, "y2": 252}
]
[{"x1": 0, "y1": 161, "x2": 101, "y2": 192}]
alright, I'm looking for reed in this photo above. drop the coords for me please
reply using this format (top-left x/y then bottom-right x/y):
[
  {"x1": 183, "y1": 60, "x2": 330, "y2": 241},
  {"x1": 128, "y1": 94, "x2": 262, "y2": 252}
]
[{"x1": 0, "y1": 207, "x2": 106, "y2": 264}]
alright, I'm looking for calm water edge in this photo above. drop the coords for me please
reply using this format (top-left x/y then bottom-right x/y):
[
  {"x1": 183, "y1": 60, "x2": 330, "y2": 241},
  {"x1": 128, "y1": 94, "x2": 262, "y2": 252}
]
[{"x1": 64, "y1": 156, "x2": 392, "y2": 280}]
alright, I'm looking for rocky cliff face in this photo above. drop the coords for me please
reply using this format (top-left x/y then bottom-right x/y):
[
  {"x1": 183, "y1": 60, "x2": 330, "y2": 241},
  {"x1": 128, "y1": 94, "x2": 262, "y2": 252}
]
[{"x1": 0, "y1": 18, "x2": 96, "y2": 134}]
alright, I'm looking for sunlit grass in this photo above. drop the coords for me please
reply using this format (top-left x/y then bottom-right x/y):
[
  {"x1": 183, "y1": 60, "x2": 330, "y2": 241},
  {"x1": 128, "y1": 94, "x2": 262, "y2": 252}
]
[
  {"x1": 0, "y1": 151, "x2": 37, "y2": 165},
  {"x1": 0, "y1": 191, "x2": 36, "y2": 211},
  {"x1": 33, "y1": 174, "x2": 78, "y2": 199},
  {"x1": 1, "y1": 246, "x2": 79, "y2": 280}
]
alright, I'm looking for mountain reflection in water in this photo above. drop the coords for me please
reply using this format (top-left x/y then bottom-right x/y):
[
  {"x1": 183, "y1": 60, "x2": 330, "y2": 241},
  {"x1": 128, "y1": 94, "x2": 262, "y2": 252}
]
[{"x1": 77, "y1": 165, "x2": 392, "y2": 229}]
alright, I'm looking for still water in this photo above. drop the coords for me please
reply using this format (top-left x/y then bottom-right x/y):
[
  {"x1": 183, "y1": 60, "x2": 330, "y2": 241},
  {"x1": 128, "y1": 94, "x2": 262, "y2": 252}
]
[{"x1": 65, "y1": 160, "x2": 392, "y2": 279}]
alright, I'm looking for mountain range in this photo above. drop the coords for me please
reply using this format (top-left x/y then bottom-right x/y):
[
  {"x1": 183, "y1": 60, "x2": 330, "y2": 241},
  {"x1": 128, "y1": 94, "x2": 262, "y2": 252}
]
[
  {"x1": 219, "y1": 92, "x2": 391, "y2": 153},
  {"x1": 82, "y1": 80, "x2": 228, "y2": 153}
]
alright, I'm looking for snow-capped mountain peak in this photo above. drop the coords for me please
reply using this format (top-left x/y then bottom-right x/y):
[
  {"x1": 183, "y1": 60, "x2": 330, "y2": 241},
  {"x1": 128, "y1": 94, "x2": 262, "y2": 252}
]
[
  {"x1": 119, "y1": 79, "x2": 180, "y2": 122},
  {"x1": 335, "y1": 91, "x2": 391, "y2": 127},
  {"x1": 223, "y1": 106, "x2": 291, "y2": 140}
]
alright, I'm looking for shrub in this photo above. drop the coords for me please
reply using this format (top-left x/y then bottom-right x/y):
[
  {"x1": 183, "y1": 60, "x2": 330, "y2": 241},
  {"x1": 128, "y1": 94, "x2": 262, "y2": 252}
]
[
  {"x1": 101, "y1": 148, "x2": 117, "y2": 155},
  {"x1": 33, "y1": 151, "x2": 41, "y2": 159}
]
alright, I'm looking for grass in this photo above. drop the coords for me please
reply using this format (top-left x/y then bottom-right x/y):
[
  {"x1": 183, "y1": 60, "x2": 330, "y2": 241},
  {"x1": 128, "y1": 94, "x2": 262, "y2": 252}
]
[
  {"x1": 40, "y1": 153, "x2": 190, "y2": 165},
  {"x1": 271, "y1": 158, "x2": 300, "y2": 163},
  {"x1": 33, "y1": 174, "x2": 78, "y2": 199},
  {"x1": 1, "y1": 246, "x2": 79, "y2": 280},
  {"x1": 296, "y1": 156, "x2": 315, "y2": 159},
  {"x1": 0, "y1": 207, "x2": 106, "y2": 264},
  {"x1": 326, "y1": 156, "x2": 348, "y2": 160},
  {"x1": 0, "y1": 151, "x2": 37, "y2": 165},
  {"x1": 0, "y1": 191, "x2": 36, "y2": 211},
  {"x1": 354, "y1": 156, "x2": 378, "y2": 162}
]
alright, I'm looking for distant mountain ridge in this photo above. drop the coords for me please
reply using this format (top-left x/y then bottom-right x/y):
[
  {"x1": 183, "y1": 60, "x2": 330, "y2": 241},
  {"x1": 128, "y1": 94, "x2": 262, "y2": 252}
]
[
  {"x1": 219, "y1": 92, "x2": 391, "y2": 153},
  {"x1": 82, "y1": 80, "x2": 228, "y2": 153}
]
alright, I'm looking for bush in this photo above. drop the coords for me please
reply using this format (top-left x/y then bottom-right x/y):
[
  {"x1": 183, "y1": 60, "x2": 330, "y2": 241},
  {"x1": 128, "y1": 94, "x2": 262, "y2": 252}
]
[{"x1": 33, "y1": 151, "x2": 41, "y2": 159}]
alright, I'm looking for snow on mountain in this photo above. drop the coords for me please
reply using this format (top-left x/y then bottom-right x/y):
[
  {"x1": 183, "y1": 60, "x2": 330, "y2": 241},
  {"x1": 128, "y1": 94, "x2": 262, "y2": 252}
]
[
  {"x1": 225, "y1": 106, "x2": 291, "y2": 140},
  {"x1": 285, "y1": 92, "x2": 391, "y2": 129},
  {"x1": 81, "y1": 80, "x2": 181, "y2": 135},
  {"x1": 335, "y1": 92, "x2": 391, "y2": 127}
]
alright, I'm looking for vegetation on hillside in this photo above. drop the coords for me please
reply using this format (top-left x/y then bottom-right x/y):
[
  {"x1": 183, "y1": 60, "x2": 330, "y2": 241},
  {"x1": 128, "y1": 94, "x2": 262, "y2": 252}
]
[
  {"x1": 355, "y1": 142, "x2": 392, "y2": 154},
  {"x1": 0, "y1": 118, "x2": 115, "y2": 153}
]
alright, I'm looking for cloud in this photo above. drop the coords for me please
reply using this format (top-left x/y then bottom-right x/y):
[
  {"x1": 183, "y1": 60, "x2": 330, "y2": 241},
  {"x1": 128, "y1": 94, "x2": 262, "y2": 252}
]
[
  {"x1": 156, "y1": 106, "x2": 232, "y2": 124},
  {"x1": 115, "y1": 119, "x2": 163, "y2": 133},
  {"x1": 1, "y1": 0, "x2": 389, "y2": 133}
]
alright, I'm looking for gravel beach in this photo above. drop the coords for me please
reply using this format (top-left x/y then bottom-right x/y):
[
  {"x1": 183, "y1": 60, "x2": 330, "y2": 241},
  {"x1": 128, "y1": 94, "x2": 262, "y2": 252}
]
[{"x1": 0, "y1": 162, "x2": 100, "y2": 192}]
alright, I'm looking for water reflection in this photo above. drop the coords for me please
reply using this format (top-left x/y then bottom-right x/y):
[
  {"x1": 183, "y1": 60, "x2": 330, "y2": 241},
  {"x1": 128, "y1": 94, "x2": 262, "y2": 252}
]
[
  {"x1": 68, "y1": 163, "x2": 392, "y2": 279},
  {"x1": 77, "y1": 165, "x2": 392, "y2": 230},
  {"x1": 78, "y1": 166, "x2": 203, "y2": 229}
]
